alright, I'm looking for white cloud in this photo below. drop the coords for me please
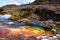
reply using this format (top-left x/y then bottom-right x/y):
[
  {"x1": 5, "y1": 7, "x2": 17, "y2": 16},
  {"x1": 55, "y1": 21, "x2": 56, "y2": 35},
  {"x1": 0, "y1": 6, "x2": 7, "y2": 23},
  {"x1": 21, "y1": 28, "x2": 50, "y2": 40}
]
[
  {"x1": 0, "y1": 0, "x2": 35, "y2": 7},
  {"x1": 14, "y1": 2, "x2": 20, "y2": 5},
  {"x1": 14, "y1": 0, "x2": 35, "y2": 4}
]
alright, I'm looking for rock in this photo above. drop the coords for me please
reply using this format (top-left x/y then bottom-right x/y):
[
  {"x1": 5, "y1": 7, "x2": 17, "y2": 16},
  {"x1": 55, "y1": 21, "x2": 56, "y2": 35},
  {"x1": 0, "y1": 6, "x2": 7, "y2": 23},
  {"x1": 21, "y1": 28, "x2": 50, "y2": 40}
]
[
  {"x1": 27, "y1": 36, "x2": 37, "y2": 40},
  {"x1": 31, "y1": 0, "x2": 60, "y2": 4}
]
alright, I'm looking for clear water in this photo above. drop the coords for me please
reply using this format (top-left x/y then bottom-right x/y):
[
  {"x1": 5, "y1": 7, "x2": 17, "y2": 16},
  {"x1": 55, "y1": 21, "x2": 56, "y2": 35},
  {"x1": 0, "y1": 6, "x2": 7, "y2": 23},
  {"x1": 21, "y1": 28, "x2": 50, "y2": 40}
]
[{"x1": 0, "y1": 17, "x2": 43, "y2": 28}]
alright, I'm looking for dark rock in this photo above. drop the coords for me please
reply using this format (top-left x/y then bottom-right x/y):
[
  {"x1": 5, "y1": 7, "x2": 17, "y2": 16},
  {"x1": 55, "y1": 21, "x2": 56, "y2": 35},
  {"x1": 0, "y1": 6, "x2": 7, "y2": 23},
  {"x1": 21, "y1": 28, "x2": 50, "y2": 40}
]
[
  {"x1": 34, "y1": 8, "x2": 55, "y2": 21},
  {"x1": 0, "y1": 8, "x2": 3, "y2": 12},
  {"x1": 43, "y1": 25, "x2": 53, "y2": 31},
  {"x1": 31, "y1": 0, "x2": 60, "y2": 5},
  {"x1": 27, "y1": 36, "x2": 37, "y2": 40},
  {"x1": 18, "y1": 34, "x2": 24, "y2": 40}
]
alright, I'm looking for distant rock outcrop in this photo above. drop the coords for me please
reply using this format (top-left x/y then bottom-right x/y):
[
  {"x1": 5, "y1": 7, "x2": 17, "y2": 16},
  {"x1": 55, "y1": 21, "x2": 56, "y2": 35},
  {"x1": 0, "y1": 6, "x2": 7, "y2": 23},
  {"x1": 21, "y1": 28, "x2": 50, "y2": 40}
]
[
  {"x1": 30, "y1": 0, "x2": 60, "y2": 22},
  {"x1": 31, "y1": 0, "x2": 60, "y2": 5}
]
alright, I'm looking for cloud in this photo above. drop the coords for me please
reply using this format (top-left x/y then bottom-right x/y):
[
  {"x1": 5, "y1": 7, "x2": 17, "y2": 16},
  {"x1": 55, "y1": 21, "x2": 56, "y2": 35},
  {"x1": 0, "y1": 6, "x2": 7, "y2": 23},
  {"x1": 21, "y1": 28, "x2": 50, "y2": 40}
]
[
  {"x1": 14, "y1": 2, "x2": 20, "y2": 5},
  {"x1": 14, "y1": 0, "x2": 35, "y2": 4},
  {"x1": 0, "y1": 0, "x2": 35, "y2": 7}
]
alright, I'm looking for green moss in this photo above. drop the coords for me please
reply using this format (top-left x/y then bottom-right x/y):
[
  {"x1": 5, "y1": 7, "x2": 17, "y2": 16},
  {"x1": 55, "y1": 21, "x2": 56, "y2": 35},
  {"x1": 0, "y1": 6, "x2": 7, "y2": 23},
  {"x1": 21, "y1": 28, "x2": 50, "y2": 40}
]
[{"x1": 54, "y1": 24, "x2": 60, "y2": 32}]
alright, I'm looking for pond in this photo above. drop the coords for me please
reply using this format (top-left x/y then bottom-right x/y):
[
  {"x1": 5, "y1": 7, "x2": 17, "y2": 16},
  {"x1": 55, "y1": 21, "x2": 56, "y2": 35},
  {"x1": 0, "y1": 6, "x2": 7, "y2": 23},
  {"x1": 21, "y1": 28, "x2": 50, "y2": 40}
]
[{"x1": 0, "y1": 16, "x2": 43, "y2": 28}]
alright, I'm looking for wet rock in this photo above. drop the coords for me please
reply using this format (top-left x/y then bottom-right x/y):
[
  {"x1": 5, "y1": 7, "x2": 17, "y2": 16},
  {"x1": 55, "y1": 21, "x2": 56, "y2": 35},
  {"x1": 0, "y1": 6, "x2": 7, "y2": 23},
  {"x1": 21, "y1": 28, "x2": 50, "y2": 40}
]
[{"x1": 27, "y1": 36, "x2": 37, "y2": 40}]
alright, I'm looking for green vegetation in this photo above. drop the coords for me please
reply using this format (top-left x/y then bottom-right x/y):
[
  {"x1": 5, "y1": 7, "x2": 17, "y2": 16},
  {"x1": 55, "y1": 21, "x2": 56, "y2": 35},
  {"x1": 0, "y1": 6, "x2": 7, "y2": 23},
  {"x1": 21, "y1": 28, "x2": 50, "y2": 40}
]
[
  {"x1": 9, "y1": 9, "x2": 34, "y2": 23},
  {"x1": 42, "y1": 0, "x2": 49, "y2": 4},
  {"x1": 14, "y1": 12, "x2": 20, "y2": 16},
  {"x1": 54, "y1": 24, "x2": 60, "y2": 32},
  {"x1": 22, "y1": 11, "x2": 33, "y2": 18}
]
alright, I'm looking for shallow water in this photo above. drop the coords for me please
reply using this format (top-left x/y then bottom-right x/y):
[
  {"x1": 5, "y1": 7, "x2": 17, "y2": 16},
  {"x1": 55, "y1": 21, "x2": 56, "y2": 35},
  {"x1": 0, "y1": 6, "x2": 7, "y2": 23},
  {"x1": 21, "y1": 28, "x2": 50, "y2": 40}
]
[{"x1": 0, "y1": 16, "x2": 43, "y2": 28}]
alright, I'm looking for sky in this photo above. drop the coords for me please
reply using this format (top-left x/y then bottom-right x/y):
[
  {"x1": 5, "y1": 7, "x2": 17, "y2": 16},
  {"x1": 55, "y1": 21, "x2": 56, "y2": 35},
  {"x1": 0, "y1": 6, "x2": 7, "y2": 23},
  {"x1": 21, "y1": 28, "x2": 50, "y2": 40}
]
[{"x1": 0, "y1": 0, "x2": 35, "y2": 7}]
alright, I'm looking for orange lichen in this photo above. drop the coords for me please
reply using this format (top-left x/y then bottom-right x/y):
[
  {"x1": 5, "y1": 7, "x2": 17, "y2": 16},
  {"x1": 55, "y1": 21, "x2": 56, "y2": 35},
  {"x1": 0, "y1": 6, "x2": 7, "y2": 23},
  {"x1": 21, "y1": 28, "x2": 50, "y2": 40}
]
[{"x1": 0, "y1": 26, "x2": 52, "y2": 38}]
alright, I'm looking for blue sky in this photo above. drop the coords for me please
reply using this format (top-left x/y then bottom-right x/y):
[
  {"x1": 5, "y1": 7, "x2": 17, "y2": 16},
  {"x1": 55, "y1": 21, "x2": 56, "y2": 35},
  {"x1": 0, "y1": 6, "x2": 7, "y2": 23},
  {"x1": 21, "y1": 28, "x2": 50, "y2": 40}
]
[{"x1": 0, "y1": 0, "x2": 35, "y2": 7}]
